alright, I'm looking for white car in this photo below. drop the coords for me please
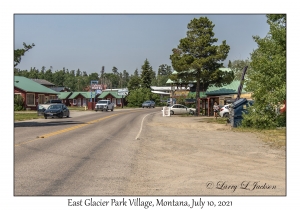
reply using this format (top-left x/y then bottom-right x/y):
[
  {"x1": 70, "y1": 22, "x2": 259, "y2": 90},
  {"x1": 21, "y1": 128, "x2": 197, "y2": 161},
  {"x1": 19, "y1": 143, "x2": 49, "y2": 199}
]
[
  {"x1": 219, "y1": 104, "x2": 230, "y2": 118},
  {"x1": 169, "y1": 104, "x2": 196, "y2": 115}
]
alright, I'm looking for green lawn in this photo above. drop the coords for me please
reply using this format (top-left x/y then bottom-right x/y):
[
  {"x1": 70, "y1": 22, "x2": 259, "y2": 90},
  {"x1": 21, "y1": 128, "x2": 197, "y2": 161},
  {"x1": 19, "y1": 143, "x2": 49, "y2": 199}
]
[{"x1": 14, "y1": 112, "x2": 44, "y2": 121}]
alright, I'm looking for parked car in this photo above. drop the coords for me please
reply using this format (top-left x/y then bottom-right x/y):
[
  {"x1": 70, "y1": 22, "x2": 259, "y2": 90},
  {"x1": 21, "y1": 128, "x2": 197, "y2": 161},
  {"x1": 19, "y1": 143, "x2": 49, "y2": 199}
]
[
  {"x1": 142, "y1": 100, "x2": 155, "y2": 108},
  {"x1": 220, "y1": 104, "x2": 230, "y2": 118},
  {"x1": 169, "y1": 104, "x2": 196, "y2": 115},
  {"x1": 38, "y1": 100, "x2": 63, "y2": 113},
  {"x1": 44, "y1": 104, "x2": 70, "y2": 119}
]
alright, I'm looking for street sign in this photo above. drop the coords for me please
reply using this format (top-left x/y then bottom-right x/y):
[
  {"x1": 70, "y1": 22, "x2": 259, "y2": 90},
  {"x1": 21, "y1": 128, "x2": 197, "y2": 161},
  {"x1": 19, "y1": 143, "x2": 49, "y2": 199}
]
[
  {"x1": 117, "y1": 92, "x2": 127, "y2": 96},
  {"x1": 117, "y1": 88, "x2": 128, "y2": 96}
]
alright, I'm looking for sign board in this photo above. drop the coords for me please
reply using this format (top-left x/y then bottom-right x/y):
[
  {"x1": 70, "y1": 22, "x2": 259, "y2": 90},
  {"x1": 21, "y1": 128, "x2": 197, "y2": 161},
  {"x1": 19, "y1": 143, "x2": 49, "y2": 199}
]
[
  {"x1": 117, "y1": 92, "x2": 127, "y2": 96},
  {"x1": 117, "y1": 88, "x2": 128, "y2": 96},
  {"x1": 162, "y1": 106, "x2": 170, "y2": 117},
  {"x1": 91, "y1": 84, "x2": 104, "y2": 90}
]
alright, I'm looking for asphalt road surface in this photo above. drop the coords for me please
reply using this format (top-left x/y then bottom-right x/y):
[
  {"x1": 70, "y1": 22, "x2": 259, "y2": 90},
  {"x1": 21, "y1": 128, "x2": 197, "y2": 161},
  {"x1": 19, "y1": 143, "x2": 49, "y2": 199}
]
[
  {"x1": 14, "y1": 108, "x2": 158, "y2": 196},
  {"x1": 14, "y1": 108, "x2": 285, "y2": 196}
]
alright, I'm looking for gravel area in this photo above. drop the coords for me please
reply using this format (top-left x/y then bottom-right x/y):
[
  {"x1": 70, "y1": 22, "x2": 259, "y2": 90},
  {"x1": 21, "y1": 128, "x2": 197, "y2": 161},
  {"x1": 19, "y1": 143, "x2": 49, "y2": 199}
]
[{"x1": 124, "y1": 113, "x2": 286, "y2": 196}]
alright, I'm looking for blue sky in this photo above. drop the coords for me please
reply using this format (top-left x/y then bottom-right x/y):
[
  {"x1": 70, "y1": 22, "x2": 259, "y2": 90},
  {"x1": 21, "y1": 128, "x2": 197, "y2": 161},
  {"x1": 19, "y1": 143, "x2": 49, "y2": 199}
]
[{"x1": 14, "y1": 14, "x2": 270, "y2": 75}]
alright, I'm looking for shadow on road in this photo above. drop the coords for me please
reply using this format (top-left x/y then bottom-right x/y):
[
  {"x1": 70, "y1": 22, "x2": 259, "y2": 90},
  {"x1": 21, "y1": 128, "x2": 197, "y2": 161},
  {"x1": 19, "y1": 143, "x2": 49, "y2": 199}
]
[{"x1": 14, "y1": 120, "x2": 86, "y2": 128}]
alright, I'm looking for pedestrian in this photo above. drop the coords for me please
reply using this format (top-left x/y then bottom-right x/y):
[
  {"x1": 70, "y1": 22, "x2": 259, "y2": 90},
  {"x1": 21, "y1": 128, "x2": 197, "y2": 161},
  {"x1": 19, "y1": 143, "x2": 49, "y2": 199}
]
[{"x1": 213, "y1": 102, "x2": 219, "y2": 119}]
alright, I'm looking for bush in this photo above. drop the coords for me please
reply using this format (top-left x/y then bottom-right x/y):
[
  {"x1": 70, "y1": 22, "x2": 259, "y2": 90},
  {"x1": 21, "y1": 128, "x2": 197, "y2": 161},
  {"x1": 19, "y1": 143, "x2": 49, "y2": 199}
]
[
  {"x1": 14, "y1": 95, "x2": 25, "y2": 111},
  {"x1": 276, "y1": 111, "x2": 286, "y2": 127},
  {"x1": 241, "y1": 105, "x2": 280, "y2": 129}
]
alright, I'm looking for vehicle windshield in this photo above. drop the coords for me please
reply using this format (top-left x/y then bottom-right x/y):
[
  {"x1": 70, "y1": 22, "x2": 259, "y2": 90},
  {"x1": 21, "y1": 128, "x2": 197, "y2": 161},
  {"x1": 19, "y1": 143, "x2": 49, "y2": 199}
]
[
  {"x1": 97, "y1": 101, "x2": 108, "y2": 104},
  {"x1": 48, "y1": 105, "x2": 62, "y2": 109}
]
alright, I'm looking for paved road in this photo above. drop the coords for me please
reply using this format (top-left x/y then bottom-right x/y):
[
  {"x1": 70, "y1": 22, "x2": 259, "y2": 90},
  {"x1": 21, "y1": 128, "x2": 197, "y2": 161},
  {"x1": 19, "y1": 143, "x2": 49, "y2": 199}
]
[{"x1": 14, "y1": 108, "x2": 159, "y2": 195}]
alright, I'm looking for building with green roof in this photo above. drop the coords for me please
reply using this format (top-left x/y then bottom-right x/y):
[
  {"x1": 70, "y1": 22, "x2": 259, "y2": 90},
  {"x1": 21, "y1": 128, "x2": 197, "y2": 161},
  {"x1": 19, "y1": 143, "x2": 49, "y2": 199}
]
[
  {"x1": 14, "y1": 76, "x2": 59, "y2": 110},
  {"x1": 98, "y1": 90, "x2": 124, "y2": 107}
]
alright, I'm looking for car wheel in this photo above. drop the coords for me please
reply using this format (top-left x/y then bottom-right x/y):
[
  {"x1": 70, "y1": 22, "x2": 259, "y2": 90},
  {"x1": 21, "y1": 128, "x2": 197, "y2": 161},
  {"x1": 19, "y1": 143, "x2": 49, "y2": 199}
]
[
  {"x1": 67, "y1": 112, "x2": 70, "y2": 118},
  {"x1": 59, "y1": 112, "x2": 63, "y2": 118},
  {"x1": 142, "y1": 107, "x2": 144, "y2": 108},
  {"x1": 223, "y1": 113, "x2": 229, "y2": 118},
  {"x1": 190, "y1": 111, "x2": 195, "y2": 115},
  {"x1": 111, "y1": 108, "x2": 114, "y2": 111},
  {"x1": 170, "y1": 110, "x2": 174, "y2": 115},
  {"x1": 44, "y1": 115, "x2": 47, "y2": 119}
]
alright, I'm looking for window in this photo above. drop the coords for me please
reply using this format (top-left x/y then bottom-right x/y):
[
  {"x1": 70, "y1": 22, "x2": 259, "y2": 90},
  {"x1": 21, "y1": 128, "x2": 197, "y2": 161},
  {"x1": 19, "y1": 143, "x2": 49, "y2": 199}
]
[
  {"x1": 49, "y1": 95, "x2": 56, "y2": 100},
  {"x1": 38, "y1": 94, "x2": 45, "y2": 104},
  {"x1": 26, "y1": 93, "x2": 35, "y2": 106}
]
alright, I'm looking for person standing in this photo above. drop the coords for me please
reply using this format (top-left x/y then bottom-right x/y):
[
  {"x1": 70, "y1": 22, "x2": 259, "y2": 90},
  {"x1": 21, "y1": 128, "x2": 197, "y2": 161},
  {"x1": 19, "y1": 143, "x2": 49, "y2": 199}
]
[{"x1": 213, "y1": 102, "x2": 219, "y2": 119}]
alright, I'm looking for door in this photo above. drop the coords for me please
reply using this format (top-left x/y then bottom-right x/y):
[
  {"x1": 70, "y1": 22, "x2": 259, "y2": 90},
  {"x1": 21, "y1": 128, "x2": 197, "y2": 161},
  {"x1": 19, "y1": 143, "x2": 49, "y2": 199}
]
[
  {"x1": 112, "y1": 98, "x2": 116, "y2": 107},
  {"x1": 77, "y1": 98, "x2": 81, "y2": 107}
]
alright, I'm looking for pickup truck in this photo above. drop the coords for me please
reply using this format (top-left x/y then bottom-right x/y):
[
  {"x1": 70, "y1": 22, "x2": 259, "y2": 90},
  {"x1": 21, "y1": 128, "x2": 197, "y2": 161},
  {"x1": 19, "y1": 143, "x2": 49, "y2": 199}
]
[
  {"x1": 37, "y1": 99, "x2": 63, "y2": 115},
  {"x1": 95, "y1": 100, "x2": 114, "y2": 112}
]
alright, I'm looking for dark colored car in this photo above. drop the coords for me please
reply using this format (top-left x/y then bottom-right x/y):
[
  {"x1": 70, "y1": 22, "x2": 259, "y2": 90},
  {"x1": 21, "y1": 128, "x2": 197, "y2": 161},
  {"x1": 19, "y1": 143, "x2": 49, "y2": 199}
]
[
  {"x1": 44, "y1": 104, "x2": 70, "y2": 119},
  {"x1": 142, "y1": 100, "x2": 155, "y2": 108}
]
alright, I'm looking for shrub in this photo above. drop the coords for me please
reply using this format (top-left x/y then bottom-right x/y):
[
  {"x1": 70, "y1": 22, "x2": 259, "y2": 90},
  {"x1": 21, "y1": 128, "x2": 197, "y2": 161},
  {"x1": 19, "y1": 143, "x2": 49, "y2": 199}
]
[{"x1": 14, "y1": 95, "x2": 25, "y2": 111}]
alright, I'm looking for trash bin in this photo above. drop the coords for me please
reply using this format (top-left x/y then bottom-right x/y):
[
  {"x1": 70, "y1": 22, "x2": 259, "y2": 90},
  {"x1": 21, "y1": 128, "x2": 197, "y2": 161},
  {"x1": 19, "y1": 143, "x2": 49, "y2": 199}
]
[{"x1": 229, "y1": 98, "x2": 252, "y2": 127}]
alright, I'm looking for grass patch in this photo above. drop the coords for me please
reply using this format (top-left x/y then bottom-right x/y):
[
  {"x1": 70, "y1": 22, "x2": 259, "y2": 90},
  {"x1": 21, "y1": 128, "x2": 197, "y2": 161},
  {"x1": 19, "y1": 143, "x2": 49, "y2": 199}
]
[
  {"x1": 199, "y1": 117, "x2": 228, "y2": 124},
  {"x1": 14, "y1": 113, "x2": 44, "y2": 121},
  {"x1": 234, "y1": 127, "x2": 286, "y2": 149}
]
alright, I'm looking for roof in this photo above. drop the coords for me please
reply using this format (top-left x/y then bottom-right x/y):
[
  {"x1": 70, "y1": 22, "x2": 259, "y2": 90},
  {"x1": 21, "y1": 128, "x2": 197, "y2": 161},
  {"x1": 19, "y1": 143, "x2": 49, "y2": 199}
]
[
  {"x1": 30, "y1": 79, "x2": 55, "y2": 86},
  {"x1": 205, "y1": 80, "x2": 247, "y2": 95},
  {"x1": 14, "y1": 76, "x2": 58, "y2": 94},
  {"x1": 50, "y1": 87, "x2": 70, "y2": 92},
  {"x1": 99, "y1": 91, "x2": 123, "y2": 99},
  {"x1": 57, "y1": 92, "x2": 72, "y2": 99},
  {"x1": 68, "y1": 92, "x2": 97, "y2": 99}
]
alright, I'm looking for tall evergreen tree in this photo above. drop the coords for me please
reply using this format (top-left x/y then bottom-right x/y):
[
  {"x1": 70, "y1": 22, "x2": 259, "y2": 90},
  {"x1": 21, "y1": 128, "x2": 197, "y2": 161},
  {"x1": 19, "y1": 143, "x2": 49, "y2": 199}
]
[
  {"x1": 170, "y1": 17, "x2": 234, "y2": 115},
  {"x1": 140, "y1": 59, "x2": 153, "y2": 89}
]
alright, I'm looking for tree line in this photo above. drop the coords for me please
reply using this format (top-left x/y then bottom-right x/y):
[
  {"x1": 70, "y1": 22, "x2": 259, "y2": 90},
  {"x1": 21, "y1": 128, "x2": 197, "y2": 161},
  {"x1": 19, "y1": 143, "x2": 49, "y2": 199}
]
[{"x1": 14, "y1": 62, "x2": 173, "y2": 92}]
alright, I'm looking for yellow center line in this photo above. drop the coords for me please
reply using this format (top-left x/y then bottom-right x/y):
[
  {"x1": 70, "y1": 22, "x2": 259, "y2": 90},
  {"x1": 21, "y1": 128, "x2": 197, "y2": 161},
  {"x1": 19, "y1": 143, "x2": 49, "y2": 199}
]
[{"x1": 14, "y1": 110, "x2": 142, "y2": 147}]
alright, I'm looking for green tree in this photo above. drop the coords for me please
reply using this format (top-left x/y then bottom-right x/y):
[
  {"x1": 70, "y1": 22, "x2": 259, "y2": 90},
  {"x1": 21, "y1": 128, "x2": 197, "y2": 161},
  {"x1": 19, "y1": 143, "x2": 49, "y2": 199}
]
[
  {"x1": 170, "y1": 17, "x2": 234, "y2": 115},
  {"x1": 126, "y1": 87, "x2": 159, "y2": 107},
  {"x1": 127, "y1": 75, "x2": 141, "y2": 91},
  {"x1": 228, "y1": 60, "x2": 232, "y2": 68},
  {"x1": 44, "y1": 68, "x2": 53, "y2": 83},
  {"x1": 14, "y1": 42, "x2": 35, "y2": 67},
  {"x1": 157, "y1": 64, "x2": 172, "y2": 86},
  {"x1": 242, "y1": 14, "x2": 286, "y2": 129},
  {"x1": 133, "y1": 68, "x2": 139, "y2": 77},
  {"x1": 140, "y1": 59, "x2": 153, "y2": 88},
  {"x1": 230, "y1": 59, "x2": 251, "y2": 80},
  {"x1": 112, "y1": 66, "x2": 118, "y2": 75}
]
